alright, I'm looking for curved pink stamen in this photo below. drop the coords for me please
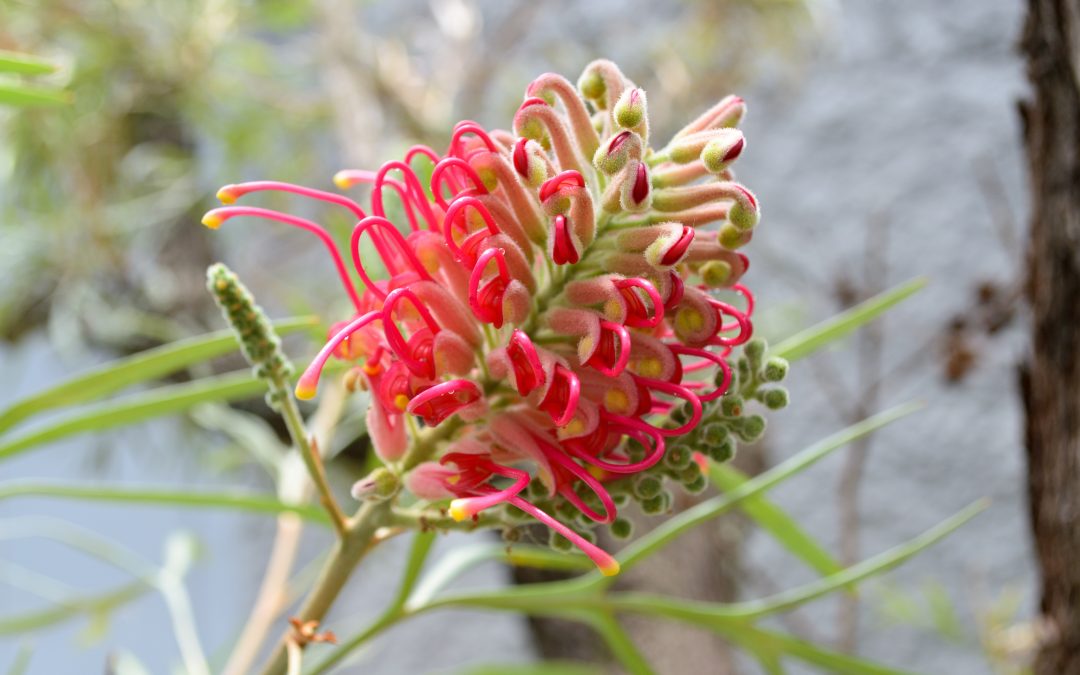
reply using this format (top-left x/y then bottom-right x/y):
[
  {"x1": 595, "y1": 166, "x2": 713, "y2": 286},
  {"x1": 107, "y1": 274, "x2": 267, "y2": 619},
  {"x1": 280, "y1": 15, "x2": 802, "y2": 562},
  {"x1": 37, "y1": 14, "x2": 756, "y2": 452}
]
[
  {"x1": 449, "y1": 462, "x2": 531, "y2": 519},
  {"x1": 540, "y1": 364, "x2": 581, "y2": 427},
  {"x1": 538, "y1": 170, "x2": 585, "y2": 202},
  {"x1": 665, "y1": 271, "x2": 685, "y2": 312},
  {"x1": 203, "y1": 206, "x2": 361, "y2": 311},
  {"x1": 506, "y1": 495, "x2": 619, "y2": 576},
  {"x1": 588, "y1": 321, "x2": 632, "y2": 377},
  {"x1": 614, "y1": 277, "x2": 664, "y2": 328},
  {"x1": 373, "y1": 160, "x2": 439, "y2": 231},
  {"x1": 443, "y1": 195, "x2": 501, "y2": 263},
  {"x1": 406, "y1": 379, "x2": 481, "y2": 426},
  {"x1": 468, "y1": 248, "x2": 510, "y2": 326},
  {"x1": 431, "y1": 157, "x2": 489, "y2": 211},
  {"x1": 350, "y1": 216, "x2": 433, "y2": 300},
  {"x1": 531, "y1": 435, "x2": 616, "y2": 524},
  {"x1": 633, "y1": 376, "x2": 704, "y2": 436},
  {"x1": 706, "y1": 299, "x2": 753, "y2": 347},
  {"x1": 506, "y1": 330, "x2": 546, "y2": 396},
  {"x1": 295, "y1": 310, "x2": 381, "y2": 399},
  {"x1": 449, "y1": 121, "x2": 498, "y2": 157},
  {"x1": 218, "y1": 181, "x2": 367, "y2": 220},
  {"x1": 732, "y1": 283, "x2": 755, "y2": 317},
  {"x1": 569, "y1": 413, "x2": 667, "y2": 474},
  {"x1": 661, "y1": 226, "x2": 695, "y2": 266},
  {"x1": 382, "y1": 287, "x2": 441, "y2": 375},
  {"x1": 667, "y1": 344, "x2": 732, "y2": 402}
]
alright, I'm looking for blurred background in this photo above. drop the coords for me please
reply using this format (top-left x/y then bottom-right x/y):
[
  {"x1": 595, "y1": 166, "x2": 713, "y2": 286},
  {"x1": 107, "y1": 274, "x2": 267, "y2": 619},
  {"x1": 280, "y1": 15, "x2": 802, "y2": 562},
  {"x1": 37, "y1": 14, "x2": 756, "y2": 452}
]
[{"x1": 0, "y1": 0, "x2": 1033, "y2": 673}]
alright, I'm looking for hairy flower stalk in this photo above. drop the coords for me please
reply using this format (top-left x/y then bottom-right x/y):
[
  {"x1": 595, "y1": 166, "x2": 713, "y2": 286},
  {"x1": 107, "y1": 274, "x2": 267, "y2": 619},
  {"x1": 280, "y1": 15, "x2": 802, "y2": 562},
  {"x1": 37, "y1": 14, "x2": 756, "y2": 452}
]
[{"x1": 204, "y1": 60, "x2": 761, "y2": 577}]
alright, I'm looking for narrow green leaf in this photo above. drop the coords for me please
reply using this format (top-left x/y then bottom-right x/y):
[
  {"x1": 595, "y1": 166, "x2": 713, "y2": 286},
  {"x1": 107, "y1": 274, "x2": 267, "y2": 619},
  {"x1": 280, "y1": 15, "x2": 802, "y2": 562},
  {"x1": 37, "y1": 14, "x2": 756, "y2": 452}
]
[
  {"x1": 0, "y1": 50, "x2": 57, "y2": 75},
  {"x1": 5, "y1": 644, "x2": 32, "y2": 675},
  {"x1": 0, "y1": 581, "x2": 148, "y2": 636},
  {"x1": 407, "y1": 544, "x2": 592, "y2": 610},
  {"x1": 0, "y1": 481, "x2": 329, "y2": 524},
  {"x1": 704, "y1": 461, "x2": 844, "y2": 577},
  {"x1": 720, "y1": 624, "x2": 915, "y2": 675},
  {"x1": 586, "y1": 612, "x2": 655, "y2": 675},
  {"x1": 0, "y1": 82, "x2": 70, "y2": 107},
  {"x1": 0, "y1": 316, "x2": 316, "y2": 435},
  {"x1": 616, "y1": 402, "x2": 922, "y2": 573},
  {"x1": 391, "y1": 531, "x2": 436, "y2": 610},
  {"x1": 460, "y1": 663, "x2": 602, "y2": 675},
  {"x1": 735, "y1": 499, "x2": 987, "y2": 618},
  {"x1": 771, "y1": 277, "x2": 926, "y2": 361},
  {"x1": 0, "y1": 371, "x2": 267, "y2": 462}
]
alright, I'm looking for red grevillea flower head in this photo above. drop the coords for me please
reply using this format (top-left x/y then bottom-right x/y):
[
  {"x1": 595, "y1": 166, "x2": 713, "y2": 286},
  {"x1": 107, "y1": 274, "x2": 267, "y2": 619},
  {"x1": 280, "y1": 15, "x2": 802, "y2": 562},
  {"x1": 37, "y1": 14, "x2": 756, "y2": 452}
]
[{"x1": 203, "y1": 60, "x2": 764, "y2": 575}]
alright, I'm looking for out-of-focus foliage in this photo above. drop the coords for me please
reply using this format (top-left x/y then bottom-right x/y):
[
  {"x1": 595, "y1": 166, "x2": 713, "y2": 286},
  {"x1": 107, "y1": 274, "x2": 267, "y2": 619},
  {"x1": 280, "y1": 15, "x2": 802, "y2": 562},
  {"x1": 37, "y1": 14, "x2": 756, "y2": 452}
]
[{"x1": 0, "y1": 0, "x2": 331, "y2": 347}]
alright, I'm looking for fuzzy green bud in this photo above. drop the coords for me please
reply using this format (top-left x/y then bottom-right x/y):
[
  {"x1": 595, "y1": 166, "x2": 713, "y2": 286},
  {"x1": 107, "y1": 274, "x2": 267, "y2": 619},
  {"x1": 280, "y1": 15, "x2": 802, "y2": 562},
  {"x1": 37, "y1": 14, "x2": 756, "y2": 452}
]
[
  {"x1": 664, "y1": 444, "x2": 694, "y2": 470},
  {"x1": 763, "y1": 356, "x2": 789, "y2": 382},
  {"x1": 708, "y1": 438, "x2": 736, "y2": 463},
  {"x1": 683, "y1": 473, "x2": 708, "y2": 494},
  {"x1": 739, "y1": 414, "x2": 767, "y2": 442},
  {"x1": 641, "y1": 493, "x2": 666, "y2": 515},
  {"x1": 550, "y1": 531, "x2": 574, "y2": 552},
  {"x1": 700, "y1": 260, "x2": 733, "y2": 288},
  {"x1": 350, "y1": 467, "x2": 399, "y2": 502},
  {"x1": 759, "y1": 387, "x2": 790, "y2": 410},
  {"x1": 744, "y1": 338, "x2": 766, "y2": 371},
  {"x1": 610, "y1": 517, "x2": 634, "y2": 540},
  {"x1": 614, "y1": 87, "x2": 647, "y2": 129},
  {"x1": 721, "y1": 395, "x2": 744, "y2": 418},
  {"x1": 634, "y1": 474, "x2": 663, "y2": 500}
]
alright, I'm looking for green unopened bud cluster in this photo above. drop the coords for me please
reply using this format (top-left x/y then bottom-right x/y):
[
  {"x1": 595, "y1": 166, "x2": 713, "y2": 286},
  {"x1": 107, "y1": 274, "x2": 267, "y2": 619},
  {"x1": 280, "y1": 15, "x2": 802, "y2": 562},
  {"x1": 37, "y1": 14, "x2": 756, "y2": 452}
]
[{"x1": 207, "y1": 263, "x2": 293, "y2": 384}]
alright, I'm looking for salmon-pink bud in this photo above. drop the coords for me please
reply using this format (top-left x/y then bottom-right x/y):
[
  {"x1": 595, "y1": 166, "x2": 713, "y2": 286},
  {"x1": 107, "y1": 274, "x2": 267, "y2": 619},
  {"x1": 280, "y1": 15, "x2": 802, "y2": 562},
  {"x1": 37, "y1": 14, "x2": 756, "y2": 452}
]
[
  {"x1": 407, "y1": 380, "x2": 483, "y2": 426},
  {"x1": 556, "y1": 397, "x2": 601, "y2": 440},
  {"x1": 623, "y1": 161, "x2": 651, "y2": 212},
  {"x1": 433, "y1": 330, "x2": 476, "y2": 377},
  {"x1": 514, "y1": 99, "x2": 586, "y2": 175},
  {"x1": 593, "y1": 130, "x2": 642, "y2": 176},
  {"x1": 651, "y1": 160, "x2": 710, "y2": 188},
  {"x1": 651, "y1": 181, "x2": 759, "y2": 231},
  {"x1": 527, "y1": 73, "x2": 601, "y2": 159},
  {"x1": 672, "y1": 286, "x2": 720, "y2": 346},
  {"x1": 616, "y1": 223, "x2": 694, "y2": 269},
  {"x1": 727, "y1": 184, "x2": 759, "y2": 231},
  {"x1": 350, "y1": 467, "x2": 398, "y2": 502},
  {"x1": 405, "y1": 462, "x2": 458, "y2": 501},
  {"x1": 408, "y1": 280, "x2": 483, "y2": 346},
  {"x1": 579, "y1": 369, "x2": 641, "y2": 417},
  {"x1": 368, "y1": 383, "x2": 408, "y2": 462},
  {"x1": 502, "y1": 280, "x2": 531, "y2": 326},
  {"x1": 673, "y1": 94, "x2": 746, "y2": 140},
  {"x1": 614, "y1": 87, "x2": 647, "y2": 131},
  {"x1": 546, "y1": 308, "x2": 631, "y2": 377},
  {"x1": 578, "y1": 59, "x2": 630, "y2": 113}
]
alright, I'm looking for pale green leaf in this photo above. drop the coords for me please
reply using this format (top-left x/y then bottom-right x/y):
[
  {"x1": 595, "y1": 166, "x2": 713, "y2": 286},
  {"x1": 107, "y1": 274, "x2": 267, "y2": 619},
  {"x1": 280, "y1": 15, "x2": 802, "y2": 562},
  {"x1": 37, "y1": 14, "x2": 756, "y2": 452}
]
[
  {"x1": 704, "y1": 461, "x2": 844, "y2": 577},
  {"x1": 771, "y1": 278, "x2": 926, "y2": 361},
  {"x1": 0, "y1": 82, "x2": 70, "y2": 107},
  {"x1": 0, "y1": 50, "x2": 57, "y2": 75},
  {"x1": 0, "y1": 371, "x2": 268, "y2": 462},
  {"x1": 0, "y1": 316, "x2": 316, "y2": 435}
]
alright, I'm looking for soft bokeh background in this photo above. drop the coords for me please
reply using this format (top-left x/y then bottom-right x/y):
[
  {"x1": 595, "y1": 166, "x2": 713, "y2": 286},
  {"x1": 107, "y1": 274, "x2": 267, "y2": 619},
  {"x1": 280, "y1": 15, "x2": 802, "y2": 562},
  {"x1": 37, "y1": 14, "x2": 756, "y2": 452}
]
[{"x1": 0, "y1": 1, "x2": 1031, "y2": 673}]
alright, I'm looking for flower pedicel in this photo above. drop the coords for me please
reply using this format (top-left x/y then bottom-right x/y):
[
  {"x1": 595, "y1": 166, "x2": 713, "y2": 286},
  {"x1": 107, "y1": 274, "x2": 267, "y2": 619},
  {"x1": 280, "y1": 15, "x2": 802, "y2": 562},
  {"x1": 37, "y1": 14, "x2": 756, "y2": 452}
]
[{"x1": 203, "y1": 60, "x2": 759, "y2": 576}]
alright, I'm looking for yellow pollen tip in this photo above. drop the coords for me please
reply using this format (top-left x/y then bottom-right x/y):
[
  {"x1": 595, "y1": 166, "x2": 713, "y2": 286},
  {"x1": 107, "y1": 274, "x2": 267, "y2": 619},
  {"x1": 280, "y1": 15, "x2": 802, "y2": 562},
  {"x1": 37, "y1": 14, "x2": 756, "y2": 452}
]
[
  {"x1": 362, "y1": 360, "x2": 382, "y2": 376},
  {"x1": 201, "y1": 212, "x2": 224, "y2": 230},
  {"x1": 216, "y1": 187, "x2": 238, "y2": 204},
  {"x1": 294, "y1": 382, "x2": 317, "y2": 400},
  {"x1": 448, "y1": 500, "x2": 471, "y2": 522},
  {"x1": 599, "y1": 560, "x2": 621, "y2": 577},
  {"x1": 394, "y1": 393, "x2": 410, "y2": 411},
  {"x1": 333, "y1": 172, "x2": 355, "y2": 190}
]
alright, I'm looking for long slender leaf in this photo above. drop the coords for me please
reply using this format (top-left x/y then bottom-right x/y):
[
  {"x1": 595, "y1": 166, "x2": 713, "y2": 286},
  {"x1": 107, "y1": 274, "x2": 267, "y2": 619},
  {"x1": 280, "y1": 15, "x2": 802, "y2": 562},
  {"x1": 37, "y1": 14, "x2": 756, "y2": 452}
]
[
  {"x1": 0, "y1": 83, "x2": 70, "y2": 107},
  {"x1": 0, "y1": 581, "x2": 149, "y2": 636},
  {"x1": 5, "y1": 644, "x2": 33, "y2": 675},
  {"x1": 0, "y1": 371, "x2": 267, "y2": 462},
  {"x1": 704, "y1": 460, "x2": 844, "y2": 577},
  {"x1": 719, "y1": 623, "x2": 915, "y2": 675},
  {"x1": 616, "y1": 402, "x2": 922, "y2": 573},
  {"x1": 771, "y1": 278, "x2": 926, "y2": 361},
  {"x1": 0, "y1": 50, "x2": 57, "y2": 75},
  {"x1": 0, "y1": 481, "x2": 328, "y2": 524},
  {"x1": 0, "y1": 316, "x2": 316, "y2": 435}
]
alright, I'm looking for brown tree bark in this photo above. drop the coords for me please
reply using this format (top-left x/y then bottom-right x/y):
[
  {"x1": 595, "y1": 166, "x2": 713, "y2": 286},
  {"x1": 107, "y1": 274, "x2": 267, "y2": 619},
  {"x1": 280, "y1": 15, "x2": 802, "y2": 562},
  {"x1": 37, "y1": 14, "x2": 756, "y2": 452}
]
[{"x1": 1019, "y1": 1, "x2": 1080, "y2": 673}]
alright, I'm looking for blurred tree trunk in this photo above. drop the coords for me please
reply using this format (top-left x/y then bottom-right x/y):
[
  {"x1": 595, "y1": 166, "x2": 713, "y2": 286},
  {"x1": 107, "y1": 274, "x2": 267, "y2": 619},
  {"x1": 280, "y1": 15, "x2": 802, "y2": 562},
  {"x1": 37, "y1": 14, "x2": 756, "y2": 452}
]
[{"x1": 1019, "y1": 1, "x2": 1080, "y2": 673}]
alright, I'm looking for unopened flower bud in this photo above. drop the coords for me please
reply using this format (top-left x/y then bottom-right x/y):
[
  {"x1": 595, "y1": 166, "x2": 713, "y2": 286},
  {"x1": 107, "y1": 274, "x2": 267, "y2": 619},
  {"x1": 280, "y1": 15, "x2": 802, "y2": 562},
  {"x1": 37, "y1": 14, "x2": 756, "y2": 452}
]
[
  {"x1": 719, "y1": 223, "x2": 752, "y2": 249},
  {"x1": 700, "y1": 260, "x2": 732, "y2": 287},
  {"x1": 633, "y1": 474, "x2": 662, "y2": 499},
  {"x1": 593, "y1": 130, "x2": 642, "y2": 176},
  {"x1": 614, "y1": 87, "x2": 648, "y2": 135},
  {"x1": 721, "y1": 395, "x2": 744, "y2": 418},
  {"x1": 739, "y1": 414, "x2": 766, "y2": 442},
  {"x1": 609, "y1": 517, "x2": 634, "y2": 539},
  {"x1": 350, "y1": 467, "x2": 399, "y2": 501},
  {"x1": 744, "y1": 338, "x2": 766, "y2": 372},
  {"x1": 701, "y1": 131, "x2": 746, "y2": 174},
  {"x1": 764, "y1": 357, "x2": 789, "y2": 382},
  {"x1": 759, "y1": 387, "x2": 790, "y2": 410}
]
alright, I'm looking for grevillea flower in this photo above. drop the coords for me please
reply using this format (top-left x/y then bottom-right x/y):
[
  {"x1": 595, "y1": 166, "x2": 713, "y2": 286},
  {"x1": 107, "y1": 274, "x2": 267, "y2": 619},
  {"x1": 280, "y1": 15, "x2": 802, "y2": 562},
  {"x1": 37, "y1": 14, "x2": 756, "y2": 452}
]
[{"x1": 203, "y1": 60, "x2": 761, "y2": 576}]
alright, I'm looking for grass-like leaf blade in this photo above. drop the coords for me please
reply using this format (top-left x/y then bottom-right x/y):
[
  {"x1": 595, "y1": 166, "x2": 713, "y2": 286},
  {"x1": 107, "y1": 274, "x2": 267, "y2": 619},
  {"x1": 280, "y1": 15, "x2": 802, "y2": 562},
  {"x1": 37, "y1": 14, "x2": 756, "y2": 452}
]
[
  {"x1": 0, "y1": 316, "x2": 316, "y2": 435},
  {"x1": 0, "y1": 50, "x2": 57, "y2": 75},
  {"x1": 771, "y1": 278, "x2": 926, "y2": 362},
  {"x1": 0, "y1": 481, "x2": 328, "y2": 524}
]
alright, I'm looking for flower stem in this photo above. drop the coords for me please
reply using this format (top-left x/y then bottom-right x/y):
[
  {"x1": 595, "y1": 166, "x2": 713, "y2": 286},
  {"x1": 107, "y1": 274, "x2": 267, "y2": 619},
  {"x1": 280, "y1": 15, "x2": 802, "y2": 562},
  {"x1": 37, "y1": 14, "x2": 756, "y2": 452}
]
[{"x1": 272, "y1": 375, "x2": 349, "y2": 538}]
